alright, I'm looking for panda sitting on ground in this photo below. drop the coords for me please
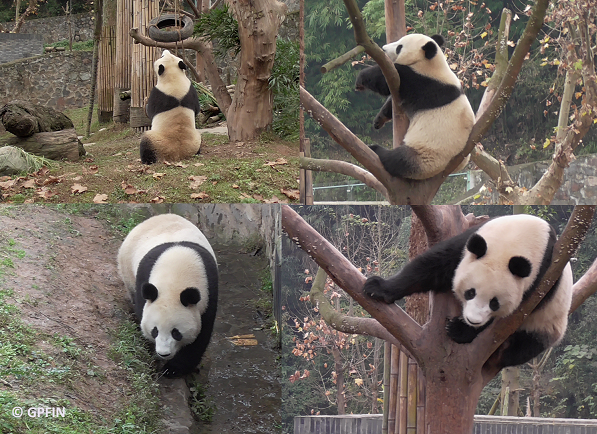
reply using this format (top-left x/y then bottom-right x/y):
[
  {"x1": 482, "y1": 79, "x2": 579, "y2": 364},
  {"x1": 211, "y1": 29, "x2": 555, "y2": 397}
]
[
  {"x1": 355, "y1": 33, "x2": 475, "y2": 180},
  {"x1": 140, "y1": 50, "x2": 202, "y2": 165},
  {"x1": 362, "y1": 214, "x2": 573, "y2": 368},
  {"x1": 117, "y1": 213, "x2": 218, "y2": 377}
]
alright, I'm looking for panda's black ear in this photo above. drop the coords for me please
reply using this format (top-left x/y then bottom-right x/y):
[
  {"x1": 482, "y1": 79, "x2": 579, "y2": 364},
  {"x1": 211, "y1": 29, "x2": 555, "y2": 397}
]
[
  {"x1": 142, "y1": 283, "x2": 158, "y2": 302},
  {"x1": 431, "y1": 34, "x2": 445, "y2": 47},
  {"x1": 180, "y1": 287, "x2": 201, "y2": 306},
  {"x1": 178, "y1": 60, "x2": 187, "y2": 70},
  {"x1": 509, "y1": 256, "x2": 532, "y2": 278},
  {"x1": 466, "y1": 233, "x2": 487, "y2": 258},
  {"x1": 158, "y1": 64, "x2": 165, "y2": 76},
  {"x1": 422, "y1": 41, "x2": 438, "y2": 60}
]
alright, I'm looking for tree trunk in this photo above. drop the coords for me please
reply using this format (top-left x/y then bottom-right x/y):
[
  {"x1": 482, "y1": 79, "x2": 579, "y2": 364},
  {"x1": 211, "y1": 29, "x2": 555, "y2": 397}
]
[
  {"x1": 86, "y1": 0, "x2": 103, "y2": 136},
  {"x1": 501, "y1": 367, "x2": 520, "y2": 416},
  {"x1": 225, "y1": 0, "x2": 287, "y2": 141},
  {"x1": 6, "y1": 129, "x2": 86, "y2": 161},
  {"x1": 332, "y1": 346, "x2": 346, "y2": 415}
]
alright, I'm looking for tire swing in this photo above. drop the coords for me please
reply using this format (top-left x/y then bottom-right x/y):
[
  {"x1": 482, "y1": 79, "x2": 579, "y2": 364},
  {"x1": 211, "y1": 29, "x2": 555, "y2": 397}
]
[{"x1": 148, "y1": 13, "x2": 194, "y2": 43}]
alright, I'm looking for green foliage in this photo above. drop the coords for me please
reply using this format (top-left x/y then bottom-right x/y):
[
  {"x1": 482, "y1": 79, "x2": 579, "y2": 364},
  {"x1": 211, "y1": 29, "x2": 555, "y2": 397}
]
[
  {"x1": 271, "y1": 38, "x2": 300, "y2": 140},
  {"x1": 188, "y1": 382, "x2": 216, "y2": 422},
  {"x1": 193, "y1": 4, "x2": 240, "y2": 59},
  {"x1": 46, "y1": 39, "x2": 94, "y2": 51}
]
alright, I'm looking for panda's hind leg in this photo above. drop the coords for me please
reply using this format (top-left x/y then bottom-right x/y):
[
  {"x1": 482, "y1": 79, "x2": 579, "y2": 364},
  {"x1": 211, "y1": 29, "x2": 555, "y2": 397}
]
[
  {"x1": 498, "y1": 330, "x2": 547, "y2": 368},
  {"x1": 140, "y1": 135, "x2": 158, "y2": 165},
  {"x1": 369, "y1": 143, "x2": 421, "y2": 179}
]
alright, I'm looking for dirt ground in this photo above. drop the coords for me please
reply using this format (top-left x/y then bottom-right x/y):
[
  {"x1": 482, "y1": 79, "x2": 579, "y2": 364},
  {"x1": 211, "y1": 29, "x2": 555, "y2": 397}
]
[{"x1": 0, "y1": 206, "x2": 280, "y2": 432}]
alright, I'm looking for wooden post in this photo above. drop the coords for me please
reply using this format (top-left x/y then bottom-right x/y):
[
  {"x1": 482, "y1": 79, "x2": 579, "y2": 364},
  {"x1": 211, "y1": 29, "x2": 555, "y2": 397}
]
[
  {"x1": 113, "y1": 0, "x2": 133, "y2": 123},
  {"x1": 130, "y1": 0, "x2": 158, "y2": 131},
  {"x1": 97, "y1": 0, "x2": 116, "y2": 123}
]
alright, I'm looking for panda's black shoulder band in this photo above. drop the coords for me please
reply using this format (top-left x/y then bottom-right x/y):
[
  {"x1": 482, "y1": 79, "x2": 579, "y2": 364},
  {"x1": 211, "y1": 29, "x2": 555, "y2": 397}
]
[{"x1": 145, "y1": 87, "x2": 183, "y2": 120}]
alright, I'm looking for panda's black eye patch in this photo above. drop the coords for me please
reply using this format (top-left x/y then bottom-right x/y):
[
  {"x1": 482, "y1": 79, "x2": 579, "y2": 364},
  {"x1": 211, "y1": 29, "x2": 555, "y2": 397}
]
[
  {"x1": 395, "y1": 44, "x2": 402, "y2": 56},
  {"x1": 464, "y1": 288, "x2": 476, "y2": 300},
  {"x1": 151, "y1": 327, "x2": 158, "y2": 338},
  {"x1": 158, "y1": 64, "x2": 165, "y2": 75},
  {"x1": 172, "y1": 328, "x2": 183, "y2": 341},
  {"x1": 490, "y1": 297, "x2": 500, "y2": 312}
]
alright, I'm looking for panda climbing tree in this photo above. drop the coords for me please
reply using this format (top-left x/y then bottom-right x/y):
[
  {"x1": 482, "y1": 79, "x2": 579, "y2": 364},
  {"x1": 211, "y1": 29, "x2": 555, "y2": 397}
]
[
  {"x1": 282, "y1": 204, "x2": 597, "y2": 434},
  {"x1": 300, "y1": 0, "x2": 597, "y2": 204}
]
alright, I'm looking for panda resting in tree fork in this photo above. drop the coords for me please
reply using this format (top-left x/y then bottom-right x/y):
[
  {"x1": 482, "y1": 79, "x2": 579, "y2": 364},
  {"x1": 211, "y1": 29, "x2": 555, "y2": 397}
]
[
  {"x1": 140, "y1": 50, "x2": 202, "y2": 165},
  {"x1": 117, "y1": 213, "x2": 218, "y2": 377},
  {"x1": 362, "y1": 214, "x2": 573, "y2": 368},
  {"x1": 355, "y1": 33, "x2": 475, "y2": 180}
]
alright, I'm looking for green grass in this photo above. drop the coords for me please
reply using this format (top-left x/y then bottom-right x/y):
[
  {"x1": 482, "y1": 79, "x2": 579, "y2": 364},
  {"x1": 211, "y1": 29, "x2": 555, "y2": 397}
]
[{"x1": 0, "y1": 226, "x2": 163, "y2": 433}]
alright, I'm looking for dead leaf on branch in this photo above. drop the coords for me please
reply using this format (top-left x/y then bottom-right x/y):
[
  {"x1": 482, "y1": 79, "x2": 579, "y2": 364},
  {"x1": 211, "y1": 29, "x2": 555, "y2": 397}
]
[{"x1": 71, "y1": 183, "x2": 88, "y2": 194}]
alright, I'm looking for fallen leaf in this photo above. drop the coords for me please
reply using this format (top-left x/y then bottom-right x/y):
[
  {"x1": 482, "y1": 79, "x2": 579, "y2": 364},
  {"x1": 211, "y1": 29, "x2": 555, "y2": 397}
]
[
  {"x1": 153, "y1": 172, "x2": 166, "y2": 180},
  {"x1": 212, "y1": 181, "x2": 217, "y2": 186},
  {"x1": 253, "y1": 194, "x2": 264, "y2": 202},
  {"x1": 93, "y1": 193, "x2": 109, "y2": 203},
  {"x1": 71, "y1": 183, "x2": 88, "y2": 194},
  {"x1": 22, "y1": 179, "x2": 37, "y2": 189},
  {"x1": 264, "y1": 158, "x2": 288, "y2": 167},
  {"x1": 174, "y1": 162, "x2": 188, "y2": 168},
  {"x1": 190, "y1": 192, "x2": 209, "y2": 200},
  {"x1": 239, "y1": 193, "x2": 251, "y2": 200},
  {"x1": 193, "y1": 163, "x2": 204, "y2": 167},
  {"x1": 188, "y1": 175, "x2": 207, "y2": 189},
  {"x1": 36, "y1": 188, "x2": 58, "y2": 199},
  {"x1": 0, "y1": 179, "x2": 17, "y2": 189},
  {"x1": 89, "y1": 165, "x2": 99, "y2": 174},
  {"x1": 83, "y1": 158, "x2": 94, "y2": 163},
  {"x1": 281, "y1": 188, "x2": 300, "y2": 200},
  {"x1": 151, "y1": 196, "x2": 165, "y2": 203},
  {"x1": 232, "y1": 184, "x2": 240, "y2": 189},
  {"x1": 71, "y1": 176, "x2": 82, "y2": 181},
  {"x1": 41, "y1": 176, "x2": 63, "y2": 186}
]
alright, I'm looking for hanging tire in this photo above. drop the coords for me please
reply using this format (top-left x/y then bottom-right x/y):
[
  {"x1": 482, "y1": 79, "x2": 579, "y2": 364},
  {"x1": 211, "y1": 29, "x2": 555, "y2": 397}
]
[{"x1": 148, "y1": 14, "x2": 194, "y2": 43}]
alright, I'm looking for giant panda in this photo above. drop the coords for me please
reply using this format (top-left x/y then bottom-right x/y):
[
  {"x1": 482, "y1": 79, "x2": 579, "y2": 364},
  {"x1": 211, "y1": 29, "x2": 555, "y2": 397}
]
[
  {"x1": 362, "y1": 214, "x2": 573, "y2": 368},
  {"x1": 139, "y1": 50, "x2": 202, "y2": 165},
  {"x1": 354, "y1": 33, "x2": 475, "y2": 180},
  {"x1": 117, "y1": 213, "x2": 218, "y2": 377}
]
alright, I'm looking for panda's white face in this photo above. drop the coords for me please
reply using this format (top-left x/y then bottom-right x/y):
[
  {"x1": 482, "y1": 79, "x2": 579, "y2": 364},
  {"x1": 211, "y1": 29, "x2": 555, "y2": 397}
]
[
  {"x1": 141, "y1": 289, "x2": 202, "y2": 359},
  {"x1": 140, "y1": 245, "x2": 210, "y2": 359},
  {"x1": 452, "y1": 215, "x2": 552, "y2": 328}
]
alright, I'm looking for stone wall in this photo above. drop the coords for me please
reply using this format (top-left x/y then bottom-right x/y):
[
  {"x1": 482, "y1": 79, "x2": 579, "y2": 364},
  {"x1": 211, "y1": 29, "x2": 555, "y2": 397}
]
[
  {"x1": 0, "y1": 13, "x2": 94, "y2": 44},
  {"x1": 294, "y1": 415, "x2": 597, "y2": 434},
  {"x1": 0, "y1": 51, "x2": 93, "y2": 110},
  {"x1": 0, "y1": 33, "x2": 44, "y2": 64}
]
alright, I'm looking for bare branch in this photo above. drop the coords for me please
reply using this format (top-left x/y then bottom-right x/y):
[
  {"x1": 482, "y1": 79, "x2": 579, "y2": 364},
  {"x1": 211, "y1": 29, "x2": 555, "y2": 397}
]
[
  {"x1": 571, "y1": 256, "x2": 597, "y2": 313},
  {"x1": 282, "y1": 205, "x2": 424, "y2": 358},
  {"x1": 299, "y1": 156, "x2": 388, "y2": 197},
  {"x1": 310, "y1": 268, "x2": 404, "y2": 348},
  {"x1": 321, "y1": 46, "x2": 365, "y2": 73}
]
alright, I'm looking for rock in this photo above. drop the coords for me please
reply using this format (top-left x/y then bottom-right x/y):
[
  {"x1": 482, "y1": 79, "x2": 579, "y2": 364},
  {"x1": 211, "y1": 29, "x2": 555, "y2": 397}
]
[
  {"x1": 0, "y1": 146, "x2": 34, "y2": 175},
  {"x1": 158, "y1": 377, "x2": 194, "y2": 434},
  {"x1": 0, "y1": 101, "x2": 74, "y2": 138}
]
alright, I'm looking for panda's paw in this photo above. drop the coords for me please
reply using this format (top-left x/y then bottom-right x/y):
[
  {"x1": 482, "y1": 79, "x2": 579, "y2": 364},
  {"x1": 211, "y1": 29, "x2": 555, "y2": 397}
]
[
  {"x1": 362, "y1": 276, "x2": 395, "y2": 304},
  {"x1": 373, "y1": 115, "x2": 390, "y2": 130},
  {"x1": 445, "y1": 317, "x2": 478, "y2": 344}
]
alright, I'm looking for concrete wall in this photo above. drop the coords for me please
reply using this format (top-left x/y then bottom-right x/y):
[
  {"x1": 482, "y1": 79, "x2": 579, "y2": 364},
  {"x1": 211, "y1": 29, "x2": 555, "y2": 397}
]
[
  {"x1": 294, "y1": 415, "x2": 597, "y2": 434},
  {"x1": 0, "y1": 51, "x2": 93, "y2": 110},
  {"x1": 0, "y1": 33, "x2": 44, "y2": 64},
  {"x1": 0, "y1": 13, "x2": 94, "y2": 44}
]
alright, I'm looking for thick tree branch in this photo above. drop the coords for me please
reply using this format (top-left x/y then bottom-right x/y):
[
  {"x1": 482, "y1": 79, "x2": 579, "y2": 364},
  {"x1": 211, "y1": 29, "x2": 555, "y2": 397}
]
[
  {"x1": 282, "y1": 205, "x2": 423, "y2": 358},
  {"x1": 411, "y1": 205, "x2": 489, "y2": 245},
  {"x1": 571, "y1": 256, "x2": 597, "y2": 312},
  {"x1": 310, "y1": 268, "x2": 404, "y2": 348},
  {"x1": 321, "y1": 46, "x2": 365, "y2": 73},
  {"x1": 299, "y1": 156, "x2": 388, "y2": 197}
]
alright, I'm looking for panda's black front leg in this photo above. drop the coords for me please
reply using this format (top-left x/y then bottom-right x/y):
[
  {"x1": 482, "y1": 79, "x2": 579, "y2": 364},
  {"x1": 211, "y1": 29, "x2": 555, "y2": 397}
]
[
  {"x1": 498, "y1": 331, "x2": 547, "y2": 368},
  {"x1": 373, "y1": 96, "x2": 393, "y2": 129},
  {"x1": 446, "y1": 317, "x2": 492, "y2": 344}
]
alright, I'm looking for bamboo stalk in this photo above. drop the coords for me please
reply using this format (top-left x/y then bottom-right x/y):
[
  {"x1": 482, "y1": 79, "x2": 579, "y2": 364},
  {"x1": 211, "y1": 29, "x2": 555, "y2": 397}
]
[
  {"x1": 406, "y1": 357, "x2": 417, "y2": 434},
  {"x1": 114, "y1": 0, "x2": 132, "y2": 122},
  {"x1": 398, "y1": 350, "x2": 408, "y2": 434},
  {"x1": 388, "y1": 344, "x2": 399, "y2": 434}
]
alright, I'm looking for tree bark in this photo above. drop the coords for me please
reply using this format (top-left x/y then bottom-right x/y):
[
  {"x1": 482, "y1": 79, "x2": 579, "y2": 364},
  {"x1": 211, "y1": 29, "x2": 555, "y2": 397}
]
[
  {"x1": 224, "y1": 0, "x2": 287, "y2": 141},
  {"x1": 6, "y1": 129, "x2": 85, "y2": 161}
]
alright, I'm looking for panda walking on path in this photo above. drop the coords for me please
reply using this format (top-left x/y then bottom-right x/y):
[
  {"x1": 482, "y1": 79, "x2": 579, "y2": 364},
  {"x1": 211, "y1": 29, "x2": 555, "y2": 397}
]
[{"x1": 117, "y1": 213, "x2": 218, "y2": 377}]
